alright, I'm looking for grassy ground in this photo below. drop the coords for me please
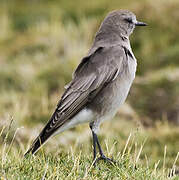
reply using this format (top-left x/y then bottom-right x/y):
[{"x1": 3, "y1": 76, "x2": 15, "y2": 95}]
[
  {"x1": 0, "y1": 119, "x2": 179, "y2": 179},
  {"x1": 0, "y1": 0, "x2": 179, "y2": 179}
]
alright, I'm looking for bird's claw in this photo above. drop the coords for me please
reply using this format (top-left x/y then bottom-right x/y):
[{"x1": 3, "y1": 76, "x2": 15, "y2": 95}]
[{"x1": 93, "y1": 155, "x2": 115, "y2": 166}]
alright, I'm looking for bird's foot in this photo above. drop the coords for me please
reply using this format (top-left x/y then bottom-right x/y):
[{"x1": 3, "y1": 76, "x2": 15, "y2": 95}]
[{"x1": 94, "y1": 154, "x2": 115, "y2": 166}]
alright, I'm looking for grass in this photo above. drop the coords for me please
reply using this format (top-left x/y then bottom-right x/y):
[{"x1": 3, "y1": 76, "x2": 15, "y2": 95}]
[{"x1": 0, "y1": 118, "x2": 179, "y2": 179}]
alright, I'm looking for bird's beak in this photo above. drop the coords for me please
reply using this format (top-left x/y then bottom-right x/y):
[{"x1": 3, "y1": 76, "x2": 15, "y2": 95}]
[{"x1": 135, "y1": 21, "x2": 147, "y2": 26}]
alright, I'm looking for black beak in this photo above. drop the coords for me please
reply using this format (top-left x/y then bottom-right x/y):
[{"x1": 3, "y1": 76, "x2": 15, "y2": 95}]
[{"x1": 135, "y1": 21, "x2": 147, "y2": 26}]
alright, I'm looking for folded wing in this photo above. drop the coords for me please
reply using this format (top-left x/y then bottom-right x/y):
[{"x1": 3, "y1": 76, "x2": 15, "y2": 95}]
[{"x1": 24, "y1": 45, "x2": 126, "y2": 155}]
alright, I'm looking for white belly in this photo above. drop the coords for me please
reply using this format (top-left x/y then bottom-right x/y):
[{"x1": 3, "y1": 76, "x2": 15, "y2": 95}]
[{"x1": 53, "y1": 108, "x2": 95, "y2": 135}]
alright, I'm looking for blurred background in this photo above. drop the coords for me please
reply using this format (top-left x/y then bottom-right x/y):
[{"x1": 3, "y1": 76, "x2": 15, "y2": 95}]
[{"x1": 0, "y1": 0, "x2": 178, "y2": 169}]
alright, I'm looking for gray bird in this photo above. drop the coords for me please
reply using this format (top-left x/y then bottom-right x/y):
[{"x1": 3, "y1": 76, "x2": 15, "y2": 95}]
[{"x1": 25, "y1": 10, "x2": 147, "y2": 164}]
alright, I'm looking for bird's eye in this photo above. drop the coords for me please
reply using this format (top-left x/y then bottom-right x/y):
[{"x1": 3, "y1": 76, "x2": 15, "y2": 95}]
[{"x1": 124, "y1": 18, "x2": 133, "y2": 23}]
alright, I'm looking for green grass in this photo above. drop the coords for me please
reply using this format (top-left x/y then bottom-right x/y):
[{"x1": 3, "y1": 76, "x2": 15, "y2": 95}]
[{"x1": 0, "y1": 119, "x2": 179, "y2": 179}]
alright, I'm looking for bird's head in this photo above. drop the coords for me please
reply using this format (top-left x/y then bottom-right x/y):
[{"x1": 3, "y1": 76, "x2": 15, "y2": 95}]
[{"x1": 98, "y1": 10, "x2": 147, "y2": 38}]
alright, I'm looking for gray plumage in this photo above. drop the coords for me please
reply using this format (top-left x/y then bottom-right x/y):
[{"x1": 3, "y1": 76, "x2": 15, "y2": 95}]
[{"x1": 25, "y1": 10, "x2": 146, "y2": 158}]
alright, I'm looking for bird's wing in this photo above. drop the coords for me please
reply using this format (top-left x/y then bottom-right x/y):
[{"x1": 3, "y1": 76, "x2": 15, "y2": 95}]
[{"x1": 25, "y1": 45, "x2": 126, "y2": 155}]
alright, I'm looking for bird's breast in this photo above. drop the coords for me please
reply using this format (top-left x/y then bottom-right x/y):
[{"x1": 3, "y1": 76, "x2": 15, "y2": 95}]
[{"x1": 89, "y1": 59, "x2": 137, "y2": 122}]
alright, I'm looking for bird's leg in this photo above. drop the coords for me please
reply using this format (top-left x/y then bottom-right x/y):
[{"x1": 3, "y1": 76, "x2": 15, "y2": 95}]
[
  {"x1": 90, "y1": 122, "x2": 98, "y2": 163},
  {"x1": 91, "y1": 130, "x2": 97, "y2": 161},
  {"x1": 93, "y1": 131, "x2": 114, "y2": 164},
  {"x1": 90, "y1": 123, "x2": 114, "y2": 166}
]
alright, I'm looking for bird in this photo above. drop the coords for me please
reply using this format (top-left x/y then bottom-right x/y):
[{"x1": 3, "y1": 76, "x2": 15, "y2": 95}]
[{"x1": 25, "y1": 10, "x2": 147, "y2": 164}]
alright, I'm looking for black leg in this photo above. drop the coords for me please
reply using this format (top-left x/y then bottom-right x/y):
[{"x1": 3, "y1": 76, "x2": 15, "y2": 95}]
[
  {"x1": 91, "y1": 130, "x2": 97, "y2": 161},
  {"x1": 90, "y1": 123, "x2": 115, "y2": 166},
  {"x1": 93, "y1": 132, "x2": 104, "y2": 156}
]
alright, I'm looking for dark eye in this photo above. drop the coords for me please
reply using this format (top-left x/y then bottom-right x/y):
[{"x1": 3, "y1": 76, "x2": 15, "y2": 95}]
[{"x1": 124, "y1": 18, "x2": 133, "y2": 23}]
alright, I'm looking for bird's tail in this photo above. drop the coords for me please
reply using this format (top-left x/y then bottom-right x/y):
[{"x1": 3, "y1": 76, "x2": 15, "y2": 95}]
[
  {"x1": 24, "y1": 130, "x2": 49, "y2": 157},
  {"x1": 24, "y1": 108, "x2": 62, "y2": 157},
  {"x1": 24, "y1": 139, "x2": 41, "y2": 156},
  {"x1": 24, "y1": 116, "x2": 58, "y2": 157}
]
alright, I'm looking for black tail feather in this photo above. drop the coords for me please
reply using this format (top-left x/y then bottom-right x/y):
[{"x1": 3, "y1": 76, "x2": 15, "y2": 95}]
[
  {"x1": 24, "y1": 136, "x2": 44, "y2": 157},
  {"x1": 24, "y1": 111, "x2": 59, "y2": 157},
  {"x1": 24, "y1": 127, "x2": 53, "y2": 157}
]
